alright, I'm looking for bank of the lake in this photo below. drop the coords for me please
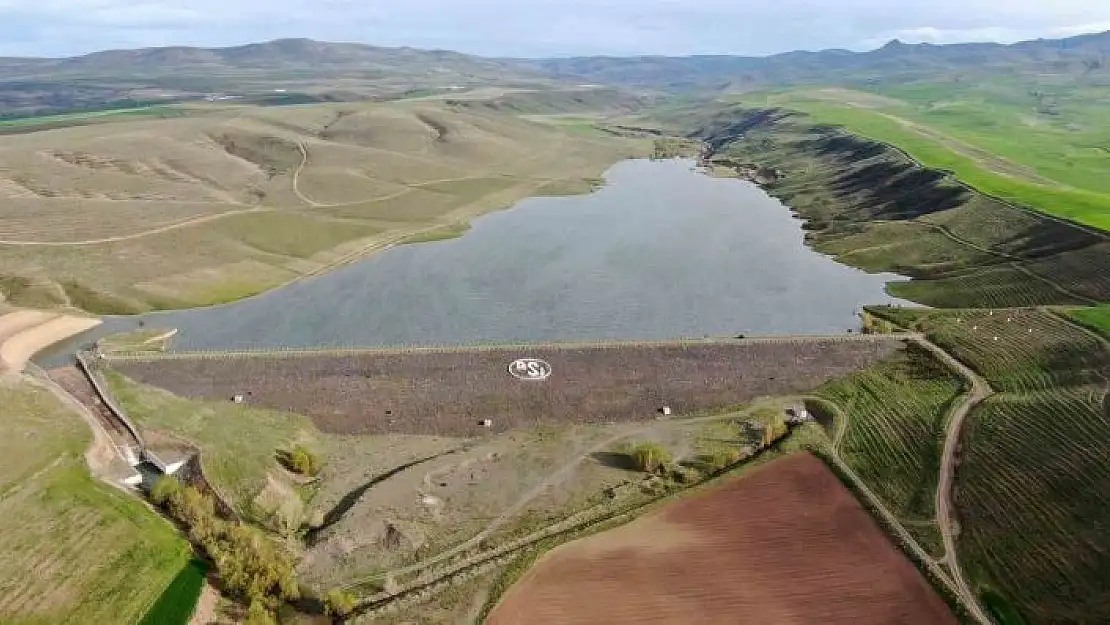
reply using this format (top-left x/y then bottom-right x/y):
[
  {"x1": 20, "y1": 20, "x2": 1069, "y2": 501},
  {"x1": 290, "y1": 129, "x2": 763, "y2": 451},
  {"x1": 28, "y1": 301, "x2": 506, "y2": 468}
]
[{"x1": 38, "y1": 159, "x2": 911, "y2": 364}]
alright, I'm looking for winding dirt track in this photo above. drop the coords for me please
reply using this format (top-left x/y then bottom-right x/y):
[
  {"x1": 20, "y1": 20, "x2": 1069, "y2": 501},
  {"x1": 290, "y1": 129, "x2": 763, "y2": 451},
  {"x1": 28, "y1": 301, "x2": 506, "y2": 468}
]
[{"x1": 914, "y1": 338, "x2": 994, "y2": 624}]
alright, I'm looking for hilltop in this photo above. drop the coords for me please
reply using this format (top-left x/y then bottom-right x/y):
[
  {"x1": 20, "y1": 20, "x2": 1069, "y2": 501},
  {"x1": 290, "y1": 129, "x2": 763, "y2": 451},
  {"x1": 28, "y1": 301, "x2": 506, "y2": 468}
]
[{"x1": 5, "y1": 31, "x2": 1110, "y2": 116}]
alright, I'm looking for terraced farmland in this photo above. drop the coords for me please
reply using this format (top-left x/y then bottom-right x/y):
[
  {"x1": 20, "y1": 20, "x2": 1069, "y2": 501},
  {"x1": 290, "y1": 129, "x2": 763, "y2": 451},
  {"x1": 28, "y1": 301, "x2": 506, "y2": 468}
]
[
  {"x1": 887, "y1": 266, "x2": 1091, "y2": 309},
  {"x1": 874, "y1": 307, "x2": 1109, "y2": 392},
  {"x1": 957, "y1": 388, "x2": 1110, "y2": 623},
  {"x1": 868, "y1": 306, "x2": 1110, "y2": 623},
  {"x1": 814, "y1": 344, "x2": 965, "y2": 555}
]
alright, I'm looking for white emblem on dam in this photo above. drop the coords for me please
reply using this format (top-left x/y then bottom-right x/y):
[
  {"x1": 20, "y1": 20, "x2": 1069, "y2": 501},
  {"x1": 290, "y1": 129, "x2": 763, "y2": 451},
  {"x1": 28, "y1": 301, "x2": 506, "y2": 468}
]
[{"x1": 508, "y1": 358, "x2": 552, "y2": 381}]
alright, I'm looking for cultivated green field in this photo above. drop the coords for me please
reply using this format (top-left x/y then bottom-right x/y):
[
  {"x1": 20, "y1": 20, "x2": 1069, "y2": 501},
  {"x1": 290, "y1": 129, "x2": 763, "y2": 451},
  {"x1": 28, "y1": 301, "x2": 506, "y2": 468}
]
[
  {"x1": 868, "y1": 306, "x2": 1110, "y2": 624},
  {"x1": 813, "y1": 344, "x2": 964, "y2": 556},
  {"x1": 0, "y1": 381, "x2": 191, "y2": 624},
  {"x1": 1068, "y1": 303, "x2": 1110, "y2": 338},
  {"x1": 745, "y1": 84, "x2": 1110, "y2": 230}
]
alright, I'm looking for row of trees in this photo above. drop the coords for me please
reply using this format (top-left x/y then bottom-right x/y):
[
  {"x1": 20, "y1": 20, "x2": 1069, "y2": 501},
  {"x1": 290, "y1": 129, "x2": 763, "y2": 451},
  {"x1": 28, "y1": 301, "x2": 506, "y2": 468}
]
[{"x1": 151, "y1": 476, "x2": 299, "y2": 623}]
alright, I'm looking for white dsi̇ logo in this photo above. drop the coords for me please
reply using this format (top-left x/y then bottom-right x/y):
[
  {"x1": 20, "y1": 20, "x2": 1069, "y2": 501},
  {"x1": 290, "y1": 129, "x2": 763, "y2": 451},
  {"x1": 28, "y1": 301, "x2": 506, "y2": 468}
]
[{"x1": 508, "y1": 358, "x2": 553, "y2": 381}]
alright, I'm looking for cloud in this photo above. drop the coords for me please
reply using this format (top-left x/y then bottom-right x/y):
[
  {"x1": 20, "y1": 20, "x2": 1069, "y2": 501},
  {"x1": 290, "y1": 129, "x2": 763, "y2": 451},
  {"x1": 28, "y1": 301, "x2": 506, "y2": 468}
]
[{"x1": 1, "y1": 0, "x2": 1110, "y2": 57}]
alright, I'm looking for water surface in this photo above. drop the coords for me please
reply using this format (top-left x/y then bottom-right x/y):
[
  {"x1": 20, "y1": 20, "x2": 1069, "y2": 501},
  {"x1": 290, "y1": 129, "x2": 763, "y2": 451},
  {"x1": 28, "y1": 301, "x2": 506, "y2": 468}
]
[{"x1": 39, "y1": 159, "x2": 910, "y2": 363}]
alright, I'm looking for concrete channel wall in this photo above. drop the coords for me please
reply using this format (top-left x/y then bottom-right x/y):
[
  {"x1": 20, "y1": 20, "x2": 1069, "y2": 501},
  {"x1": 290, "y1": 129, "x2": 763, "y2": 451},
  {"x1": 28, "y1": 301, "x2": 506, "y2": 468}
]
[{"x1": 75, "y1": 350, "x2": 146, "y2": 449}]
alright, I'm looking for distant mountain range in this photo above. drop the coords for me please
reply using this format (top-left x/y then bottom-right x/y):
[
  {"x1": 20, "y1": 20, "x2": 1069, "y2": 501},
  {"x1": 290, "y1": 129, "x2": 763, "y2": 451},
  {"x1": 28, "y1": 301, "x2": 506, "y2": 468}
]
[
  {"x1": 0, "y1": 38, "x2": 530, "y2": 76},
  {"x1": 527, "y1": 30, "x2": 1110, "y2": 87},
  {"x1": 2, "y1": 31, "x2": 1108, "y2": 115}
]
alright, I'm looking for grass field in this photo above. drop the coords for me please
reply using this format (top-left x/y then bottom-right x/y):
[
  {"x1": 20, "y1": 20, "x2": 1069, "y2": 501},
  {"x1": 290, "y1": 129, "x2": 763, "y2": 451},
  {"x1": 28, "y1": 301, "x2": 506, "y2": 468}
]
[
  {"x1": 0, "y1": 380, "x2": 191, "y2": 624},
  {"x1": 745, "y1": 84, "x2": 1110, "y2": 230},
  {"x1": 1067, "y1": 303, "x2": 1110, "y2": 338},
  {"x1": 868, "y1": 306, "x2": 1110, "y2": 624},
  {"x1": 0, "y1": 105, "x2": 184, "y2": 128},
  {"x1": 0, "y1": 91, "x2": 649, "y2": 313},
  {"x1": 813, "y1": 344, "x2": 965, "y2": 556},
  {"x1": 138, "y1": 559, "x2": 208, "y2": 625},
  {"x1": 104, "y1": 369, "x2": 319, "y2": 515}
]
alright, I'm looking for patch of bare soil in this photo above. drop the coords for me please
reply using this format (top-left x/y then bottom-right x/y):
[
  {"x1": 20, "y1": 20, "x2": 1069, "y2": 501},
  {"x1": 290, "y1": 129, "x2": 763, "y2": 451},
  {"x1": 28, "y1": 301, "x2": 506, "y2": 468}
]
[
  {"x1": 486, "y1": 452, "x2": 956, "y2": 625},
  {"x1": 0, "y1": 310, "x2": 99, "y2": 372}
]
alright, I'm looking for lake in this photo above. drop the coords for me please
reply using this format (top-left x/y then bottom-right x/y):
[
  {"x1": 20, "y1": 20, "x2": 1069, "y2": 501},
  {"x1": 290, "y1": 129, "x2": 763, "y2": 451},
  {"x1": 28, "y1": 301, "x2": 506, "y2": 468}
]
[{"x1": 38, "y1": 159, "x2": 910, "y2": 363}]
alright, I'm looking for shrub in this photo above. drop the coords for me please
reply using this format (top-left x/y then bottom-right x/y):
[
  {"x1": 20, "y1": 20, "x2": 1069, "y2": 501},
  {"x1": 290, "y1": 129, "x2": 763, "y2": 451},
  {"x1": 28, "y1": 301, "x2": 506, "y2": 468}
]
[
  {"x1": 245, "y1": 600, "x2": 276, "y2": 625},
  {"x1": 670, "y1": 465, "x2": 702, "y2": 484},
  {"x1": 628, "y1": 442, "x2": 672, "y2": 473},
  {"x1": 702, "y1": 448, "x2": 741, "y2": 470},
  {"x1": 324, "y1": 588, "x2": 357, "y2": 617},
  {"x1": 150, "y1": 474, "x2": 184, "y2": 507},
  {"x1": 278, "y1": 444, "x2": 322, "y2": 476}
]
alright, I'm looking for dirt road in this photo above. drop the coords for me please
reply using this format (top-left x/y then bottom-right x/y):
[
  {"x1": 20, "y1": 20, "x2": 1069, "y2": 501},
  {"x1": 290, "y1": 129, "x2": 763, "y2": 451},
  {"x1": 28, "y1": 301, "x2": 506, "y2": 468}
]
[{"x1": 913, "y1": 338, "x2": 994, "y2": 625}]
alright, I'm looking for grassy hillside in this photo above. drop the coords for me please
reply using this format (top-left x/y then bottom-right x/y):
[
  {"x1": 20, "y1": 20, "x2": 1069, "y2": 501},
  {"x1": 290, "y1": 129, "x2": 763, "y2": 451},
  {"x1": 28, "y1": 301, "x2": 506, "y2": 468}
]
[
  {"x1": 0, "y1": 381, "x2": 190, "y2": 624},
  {"x1": 679, "y1": 106, "x2": 1110, "y2": 309},
  {"x1": 743, "y1": 87, "x2": 1110, "y2": 230},
  {"x1": 868, "y1": 306, "x2": 1110, "y2": 624},
  {"x1": 0, "y1": 91, "x2": 649, "y2": 313}
]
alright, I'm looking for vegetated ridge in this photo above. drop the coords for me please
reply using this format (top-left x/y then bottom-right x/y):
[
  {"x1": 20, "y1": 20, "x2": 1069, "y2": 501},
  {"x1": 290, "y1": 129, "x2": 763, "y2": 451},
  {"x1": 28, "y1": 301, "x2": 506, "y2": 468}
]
[{"x1": 689, "y1": 106, "x2": 1110, "y2": 309}]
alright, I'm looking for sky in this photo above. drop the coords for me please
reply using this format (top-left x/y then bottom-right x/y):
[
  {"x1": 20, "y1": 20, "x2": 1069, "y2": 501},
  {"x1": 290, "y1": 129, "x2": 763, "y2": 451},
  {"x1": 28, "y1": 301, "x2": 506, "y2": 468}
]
[{"x1": 0, "y1": 0, "x2": 1109, "y2": 58}]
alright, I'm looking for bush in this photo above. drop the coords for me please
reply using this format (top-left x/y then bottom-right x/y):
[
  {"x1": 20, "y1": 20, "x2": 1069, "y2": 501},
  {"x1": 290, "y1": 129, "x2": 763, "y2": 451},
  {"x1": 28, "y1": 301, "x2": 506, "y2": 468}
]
[
  {"x1": 701, "y1": 448, "x2": 741, "y2": 470},
  {"x1": 324, "y1": 588, "x2": 357, "y2": 617},
  {"x1": 150, "y1": 474, "x2": 184, "y2": 507},
  {"x1": 278, "y1": 444, "x2": 322, "y2": 476},
  {"x1": 245, "y1": 600, "x2": 276, "y2": 625},
  {"x1": 628, "y1": 442, "x2": 672, "y2": 473},
  {"x1": 670, "y1": 465, "x2": 702, "y2": 484}
]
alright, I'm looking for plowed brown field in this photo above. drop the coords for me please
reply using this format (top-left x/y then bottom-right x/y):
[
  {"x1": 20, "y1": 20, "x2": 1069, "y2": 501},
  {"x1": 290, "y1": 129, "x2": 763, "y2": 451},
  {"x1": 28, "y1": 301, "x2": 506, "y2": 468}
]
[{"x1": 486, "y1": 453, "x2": 956, "y2": 625}]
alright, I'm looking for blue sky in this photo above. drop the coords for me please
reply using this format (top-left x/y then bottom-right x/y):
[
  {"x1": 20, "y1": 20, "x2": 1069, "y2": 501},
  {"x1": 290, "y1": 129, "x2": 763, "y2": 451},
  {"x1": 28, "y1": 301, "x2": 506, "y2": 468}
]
[{"x1": 0, "y1": 0, "x2": 1108, "y2": 57}]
